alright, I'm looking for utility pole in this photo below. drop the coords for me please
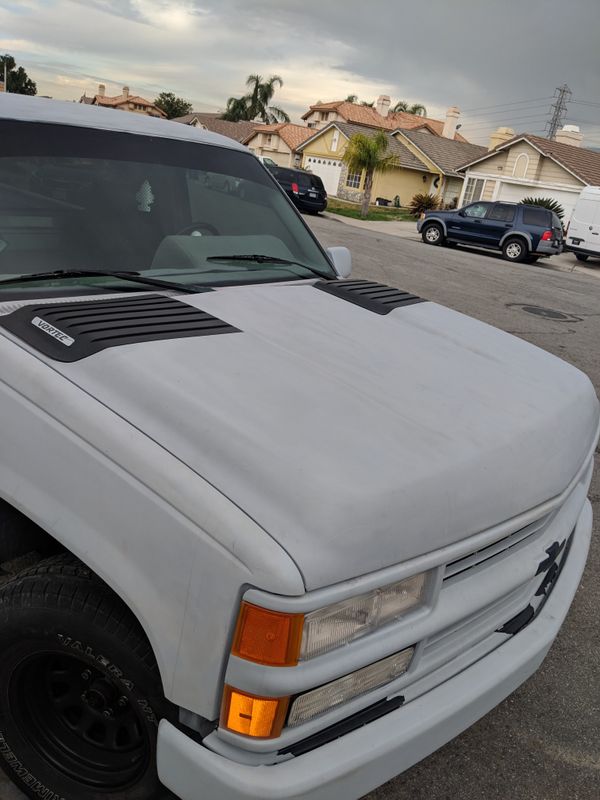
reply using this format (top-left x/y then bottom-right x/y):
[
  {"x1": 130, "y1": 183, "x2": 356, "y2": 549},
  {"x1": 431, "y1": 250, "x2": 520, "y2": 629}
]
[{"x1": 546, "y1": 84, "x2": 571, "y2": 139}]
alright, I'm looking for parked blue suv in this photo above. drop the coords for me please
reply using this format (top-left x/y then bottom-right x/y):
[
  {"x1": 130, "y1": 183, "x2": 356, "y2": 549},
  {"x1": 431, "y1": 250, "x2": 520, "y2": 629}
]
[{"x1": 417, "y1": 201, "x2": 564, "y2": 263}]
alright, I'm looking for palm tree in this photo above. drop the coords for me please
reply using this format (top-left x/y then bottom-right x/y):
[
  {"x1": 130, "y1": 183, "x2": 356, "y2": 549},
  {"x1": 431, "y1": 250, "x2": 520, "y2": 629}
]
[
  {"x1": 392, "y1": 100, "x2": 427, "y2": 117},
  {"x1": 222, "y1": 74, "x2": 290, "y2": 123},
  {"x1": 342, "y1": 131, "x2": 396, "y2": 218}
]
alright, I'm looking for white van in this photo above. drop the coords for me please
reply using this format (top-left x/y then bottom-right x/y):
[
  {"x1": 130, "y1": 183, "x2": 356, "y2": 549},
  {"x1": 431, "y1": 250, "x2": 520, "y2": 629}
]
[{"x1": 565, "y1": 186, "x2": 600, "y2": 261}]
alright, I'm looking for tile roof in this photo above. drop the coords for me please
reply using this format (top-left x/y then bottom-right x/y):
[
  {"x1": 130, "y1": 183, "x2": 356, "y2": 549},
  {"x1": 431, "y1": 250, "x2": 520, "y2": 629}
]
[
  {"x1": 399, "y1": 129, "x2": 487, "y2": 175},
  {"x1": 172, "y1": 113, "x2": 259, "y2": 143},
  {"x1": 457, "y1": 132, "x2": 600, "y2": 185},
  {"x1": 302, "y1": 101, "x2": 469, "y2": 141},
  {"x1": 326, "y1": 123, "x2": 430, "y2": 172},
  {"x1": 244, "y1": 122, "x2": 314, "y2": 150},
  {"x1": 86, "y1": 92, "x2": 166, "y2": 117}
]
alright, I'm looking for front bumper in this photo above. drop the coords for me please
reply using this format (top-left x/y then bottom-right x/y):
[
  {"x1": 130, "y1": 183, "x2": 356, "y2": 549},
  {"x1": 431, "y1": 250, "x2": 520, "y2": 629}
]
[{"x1": 157, "y1": 500, "x2": 592, "y2": 800}]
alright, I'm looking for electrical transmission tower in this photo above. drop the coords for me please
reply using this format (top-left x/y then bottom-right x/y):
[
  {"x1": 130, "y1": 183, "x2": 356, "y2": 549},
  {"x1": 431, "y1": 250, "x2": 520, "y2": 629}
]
[{"x1": 546, "y1": 84, "x2": 572, "y2": 139}]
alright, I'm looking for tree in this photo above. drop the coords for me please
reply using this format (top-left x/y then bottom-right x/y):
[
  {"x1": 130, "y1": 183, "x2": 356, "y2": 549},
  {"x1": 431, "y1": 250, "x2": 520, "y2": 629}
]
[
  {"x1": 393, "y1": 100, "x2": 427, "y2": 117},
  {"x1": 520, "y1": 196, "x2": 565, "y2": 221},
  {"x1": 342, "y1": 131, "x2": 396, "y2": 218},
  {"x1": 345, "y1": 94, "x2": 358, "y2": 103},
  {"x1": 222, "y1": 74, "x2": 290, "y2": 124},
  {"x1": 154, "y1": 92, "x2": 192, "y2": 119},
  {"x1": 0, "y1": 54, "x2": 36, "y2": 95}
]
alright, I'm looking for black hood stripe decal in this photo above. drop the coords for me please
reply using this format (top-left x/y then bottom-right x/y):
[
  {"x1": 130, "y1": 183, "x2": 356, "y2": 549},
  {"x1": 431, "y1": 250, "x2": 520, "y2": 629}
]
[
  {"x1": 314, "y1": 280, "x2": 425, "y2": 314},
  {"x1": 0, "y1": 294, "x2": 240, "y2": 362}
]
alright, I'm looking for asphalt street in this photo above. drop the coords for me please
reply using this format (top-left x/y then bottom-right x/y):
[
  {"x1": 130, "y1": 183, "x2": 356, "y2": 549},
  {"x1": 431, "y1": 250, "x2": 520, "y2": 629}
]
[{"x1": 1, "y1": 218, "x2": 599, "y2": 800}]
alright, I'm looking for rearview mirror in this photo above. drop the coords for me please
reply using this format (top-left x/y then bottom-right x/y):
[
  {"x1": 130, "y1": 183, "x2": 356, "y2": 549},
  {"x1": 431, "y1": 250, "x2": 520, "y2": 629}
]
[
  {"x1": 327, "y1": 246, "x2": 352, "y2": 278},
  {"x1": 458, "y1": 209, "x2": 466, "y2": 217}
]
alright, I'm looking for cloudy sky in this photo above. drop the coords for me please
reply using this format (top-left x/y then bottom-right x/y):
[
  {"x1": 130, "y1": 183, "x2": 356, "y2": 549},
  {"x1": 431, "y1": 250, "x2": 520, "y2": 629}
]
[{"x1": 1, "y1": 0, "x2": 599, "y2": 145}]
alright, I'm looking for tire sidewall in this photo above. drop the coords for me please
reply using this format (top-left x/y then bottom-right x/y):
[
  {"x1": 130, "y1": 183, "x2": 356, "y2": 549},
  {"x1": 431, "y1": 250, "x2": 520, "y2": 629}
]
[
  {"x1": 503, "y1": 237, "x2": 527, "y2": 262},
  {"x1": 422, "y1": 223, "x2": 444, "y2": 245},
  {"x1": 0, "y1": 606, "x2": 165, "y2": 800}
]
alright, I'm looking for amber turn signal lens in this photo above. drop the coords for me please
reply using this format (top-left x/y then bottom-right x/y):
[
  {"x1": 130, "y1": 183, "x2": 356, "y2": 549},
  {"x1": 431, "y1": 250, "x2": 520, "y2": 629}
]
[
  {"x1": 232, "y1": 602, "x2": 304, "y2": 667},
  {"x1": 221, "y1": 686, "x2": 290, "y2": 739}
]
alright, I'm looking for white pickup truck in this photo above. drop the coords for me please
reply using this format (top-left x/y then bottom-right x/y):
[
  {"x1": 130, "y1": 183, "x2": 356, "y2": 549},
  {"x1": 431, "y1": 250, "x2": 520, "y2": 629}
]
[{"x1": 0, "y1": 95, "x2": 598, "y2": 800}]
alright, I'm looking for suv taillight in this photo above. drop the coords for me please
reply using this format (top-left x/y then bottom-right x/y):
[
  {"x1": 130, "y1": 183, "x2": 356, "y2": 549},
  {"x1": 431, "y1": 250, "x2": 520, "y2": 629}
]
[
  {"x1": 541, "y1": 230, "x2": 553, "y2": 241},
  {"x1": 291, "y1": 182, "x2": 299, "y2": 194}
]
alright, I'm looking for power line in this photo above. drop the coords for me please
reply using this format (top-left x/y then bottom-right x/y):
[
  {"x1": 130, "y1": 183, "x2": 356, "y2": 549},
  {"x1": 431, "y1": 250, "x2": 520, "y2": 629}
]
[
  {"x1": 545, "y1": 84, "x2": 571, "y2": 138},
  {"x1": 462, "y1": 104, "x2": 551, "y2": 122},
  {"x1": 461, "y1": 96, "x2": 553, "y2": 113}
]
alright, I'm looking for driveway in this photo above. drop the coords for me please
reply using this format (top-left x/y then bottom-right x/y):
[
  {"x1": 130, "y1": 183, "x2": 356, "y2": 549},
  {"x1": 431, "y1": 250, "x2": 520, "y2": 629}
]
[{"x1": 1, "y1": 218, "x2": 599, "y2": 800}]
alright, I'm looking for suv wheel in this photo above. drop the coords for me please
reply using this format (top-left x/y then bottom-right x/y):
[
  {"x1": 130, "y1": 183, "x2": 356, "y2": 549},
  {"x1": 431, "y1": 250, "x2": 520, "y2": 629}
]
[
  {"x1": 502, "y1": 237, "x2": 528, "y2": 263},
  {"x1": 0, "y1": 554, "x2": 173, "y2": 800},
  {"x1": 422, "y1": 222, "x2": 444, "y2": 245}
]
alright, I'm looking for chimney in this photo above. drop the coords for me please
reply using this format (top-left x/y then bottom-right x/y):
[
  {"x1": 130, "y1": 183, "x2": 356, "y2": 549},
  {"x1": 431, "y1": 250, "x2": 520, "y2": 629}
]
[
  {"x1": 98, "y1": 83, "x2": 106, "y2": 97},
  {"x1": 376, "y1": 94, "x2": 391, "y2": 118},
  {"x1": 488, "y1": 126, "x2": 515, "y2": 150},
  {"x1": 555, "y1": 124, "x2": 583, "y2": 147},
  {"x1": 122, "y1": 86, "x2": 130, "y2": 99},
  {"x1": 442, "y1": 106, "x2": 460, "y2": 139}
]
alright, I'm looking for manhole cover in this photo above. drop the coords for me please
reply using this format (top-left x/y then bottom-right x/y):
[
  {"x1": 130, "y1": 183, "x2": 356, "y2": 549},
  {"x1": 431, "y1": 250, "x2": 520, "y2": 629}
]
[{"x1": 505, "y1": 303, "x2": 582, "y2": 322}]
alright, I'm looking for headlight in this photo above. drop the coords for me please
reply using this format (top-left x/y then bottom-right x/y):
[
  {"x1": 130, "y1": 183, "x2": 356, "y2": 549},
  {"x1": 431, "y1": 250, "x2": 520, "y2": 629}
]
[
  {"x1": 301, "y1": 573, "x2": 426, "y2": 660},
  {"x1": 288, "y1": 646, "x2": 414, "y2": 727}
]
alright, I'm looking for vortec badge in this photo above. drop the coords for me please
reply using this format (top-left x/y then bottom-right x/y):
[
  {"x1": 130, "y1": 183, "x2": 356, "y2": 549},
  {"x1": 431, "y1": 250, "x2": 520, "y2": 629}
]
[{"x1": 31, "y1": 316, "x2": 75, "y2": 347}]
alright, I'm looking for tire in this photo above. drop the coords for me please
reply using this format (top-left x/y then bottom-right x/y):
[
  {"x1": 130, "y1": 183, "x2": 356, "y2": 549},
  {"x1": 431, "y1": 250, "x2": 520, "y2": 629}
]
[
  {"x1": 502, "y1": 237, "x2": 528, "y2": 263},
  {"x1": 422, "y1": 222, "x2": 444, "y2": 245},
  {"x1": 0, "y1": 554, "x2": 173, "y2": 800},
  {"x1": 576, "y1": 254, "x2": 589, "y2": 262}
]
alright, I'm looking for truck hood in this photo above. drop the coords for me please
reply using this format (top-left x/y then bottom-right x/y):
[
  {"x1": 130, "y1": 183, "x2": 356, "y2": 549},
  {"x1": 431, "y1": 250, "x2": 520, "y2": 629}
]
[{"x1": 31, "y1": 282, "x2": 600, "y2": 589}]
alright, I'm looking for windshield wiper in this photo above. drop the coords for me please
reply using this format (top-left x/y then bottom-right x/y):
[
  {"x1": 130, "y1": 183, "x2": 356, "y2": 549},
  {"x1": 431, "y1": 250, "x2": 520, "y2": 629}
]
[
  {"x1": 0, "y1": 269, "x2": 210, "y2": 295},
  {"x1": 206, "y1": 254, "x2": 331, "y2": 280}
]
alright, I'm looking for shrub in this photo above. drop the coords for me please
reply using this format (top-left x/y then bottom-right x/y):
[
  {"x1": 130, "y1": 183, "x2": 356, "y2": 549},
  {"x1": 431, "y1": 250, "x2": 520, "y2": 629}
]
[
  {"x1": 409, "y1": 192, "x2": 439, "y2": 217},
  {"x1": 520, "y1": 196, "x2": 565, "y2": 221}
]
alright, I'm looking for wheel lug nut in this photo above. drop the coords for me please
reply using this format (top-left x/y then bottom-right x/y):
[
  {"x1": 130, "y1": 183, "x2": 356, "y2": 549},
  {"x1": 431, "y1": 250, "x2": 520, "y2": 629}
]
[
  {"x1": 81, "y1": 670, "x2": 91, "y2": 681},
  {"x1": 103, "y1": 709, "x2": 114, "y2": 718},
  {"x1": 118, "y1": 697, "x2": 128, "y2": 708},
  {"x1": 81, "y1": 693, "x2": 87, "y2": 702}
]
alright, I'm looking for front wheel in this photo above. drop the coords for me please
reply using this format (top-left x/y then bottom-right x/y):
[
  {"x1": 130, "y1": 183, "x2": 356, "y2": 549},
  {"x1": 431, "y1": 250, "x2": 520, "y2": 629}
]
[
  {"x1": 576, "y1": 253, "x2": 589, "y2": 262},
  {"x1": 0, "y1": 555, "x2": 172, "y2": 800},
  {"x1": 422, "y1": 222, "x2": 444, "y2": 245},
  {"x1": 502, "y1": 237, "x2": 528, "y2": 263}
]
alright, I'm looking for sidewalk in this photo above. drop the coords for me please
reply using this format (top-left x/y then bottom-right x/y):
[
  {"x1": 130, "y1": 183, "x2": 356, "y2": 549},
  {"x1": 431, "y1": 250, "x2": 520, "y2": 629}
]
[{"x1": 321, "y1": 212, "x2": 600, "y2": 279}]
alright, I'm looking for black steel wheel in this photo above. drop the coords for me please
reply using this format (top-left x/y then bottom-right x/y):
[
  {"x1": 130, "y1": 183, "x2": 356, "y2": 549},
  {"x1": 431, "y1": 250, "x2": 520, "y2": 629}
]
[{"x1": 0, "y1": 555, "x2": 173, "y2": 800}]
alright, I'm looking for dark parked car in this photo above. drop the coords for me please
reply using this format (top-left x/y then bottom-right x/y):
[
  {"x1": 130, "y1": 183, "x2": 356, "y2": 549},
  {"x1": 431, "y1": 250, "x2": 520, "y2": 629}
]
[
  {"x1": 417, "y1": 201, "x2": 564, "y2": 263},
  {"x1": 267, "y1": 165, "x2": 327, "y2": 214}
]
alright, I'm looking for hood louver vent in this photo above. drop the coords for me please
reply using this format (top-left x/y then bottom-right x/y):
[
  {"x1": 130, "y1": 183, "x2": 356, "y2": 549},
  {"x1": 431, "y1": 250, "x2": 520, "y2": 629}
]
[
  {"x1": 0, "y1": 294, "x2": 240, "y2": 362},
  {"x1": 314, "y1": 280, "x2": 425, "y2": 315}
]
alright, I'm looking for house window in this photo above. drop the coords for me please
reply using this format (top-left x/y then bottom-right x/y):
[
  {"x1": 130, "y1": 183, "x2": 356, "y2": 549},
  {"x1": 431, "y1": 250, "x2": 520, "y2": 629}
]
[
  {"x1": 265, "y1": 135, "x2": 272, "y2": 146},
  {"x1": 346, "y1": 170, "x2": 362, "y2": 189},
  {"x1": 462, "y1": 177, "x2": 485, "y2": 205},
  {"x1": 331, "y1": 130, "x2": 339, "y2": 152},
  {"x1": 512, "y1": 153, "x2": 529, "y2": 178}
]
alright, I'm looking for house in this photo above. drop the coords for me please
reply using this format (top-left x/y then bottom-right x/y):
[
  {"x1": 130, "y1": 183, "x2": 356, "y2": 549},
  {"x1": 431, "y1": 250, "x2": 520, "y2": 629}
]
[
  {"x1": 172, "y1": 112, "x2": 258, "y2": 143},
  {"x1": 80, "y1": 84, "x2": 166, "y2": 118},
  {"x1": 243, "y1": 123, "x2": 315, "y2": 167},
  {"x1": 456, "y1": 125, "x2": 600, "y2": 221},
  {"x1": 393, "y1": 129, "x2": 487, "y2": 206},
  {"x1": 298, "y1": 122, "x2": 437, "y2": 204},
  {"x1": 296, "y1": 121, "x2": 487, "y2": 206},
  {"x1": 302, "y1": 96, "x2": 469, "y2": 142}
]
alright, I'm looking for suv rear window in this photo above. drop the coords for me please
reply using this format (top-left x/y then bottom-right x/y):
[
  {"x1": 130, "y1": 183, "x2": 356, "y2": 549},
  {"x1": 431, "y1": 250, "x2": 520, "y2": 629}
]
[
  {"x1": 298, "y1": 172, "x2": 324, "y2": 191},
  {"x1": 488, "y1": 204, "x2": 515, "y2": 222},
  {"x1": 522, "y1": 207, "x2": 551, "y2": 227}
]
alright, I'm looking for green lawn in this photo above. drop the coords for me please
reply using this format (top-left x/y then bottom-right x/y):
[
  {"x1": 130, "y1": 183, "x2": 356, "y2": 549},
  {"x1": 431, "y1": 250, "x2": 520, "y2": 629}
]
[{"x1": 326, "y1": 198, "x2": 414, "y2": 222}]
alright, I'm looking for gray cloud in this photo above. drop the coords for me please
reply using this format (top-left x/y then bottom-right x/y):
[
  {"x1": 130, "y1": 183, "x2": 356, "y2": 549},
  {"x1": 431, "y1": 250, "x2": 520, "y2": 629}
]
[{"x1": 1, "y1": 0, "x2": 599, "y2": 144}]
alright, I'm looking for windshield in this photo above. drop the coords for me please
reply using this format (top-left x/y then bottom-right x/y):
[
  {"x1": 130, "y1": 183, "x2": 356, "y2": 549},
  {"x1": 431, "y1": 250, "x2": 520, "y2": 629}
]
[{"x1": 0, "y1": 120, "x2": 335, "y2": 297}]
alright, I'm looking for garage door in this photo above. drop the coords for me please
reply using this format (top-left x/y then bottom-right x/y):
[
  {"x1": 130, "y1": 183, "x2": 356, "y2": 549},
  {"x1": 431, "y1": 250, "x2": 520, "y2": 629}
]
[
  {"x1": 496, "y1": 182, "x2": 580, "y2": 222},
  {"x1": 304, "y1": 156, "x2": 342, "y2": 196}
]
